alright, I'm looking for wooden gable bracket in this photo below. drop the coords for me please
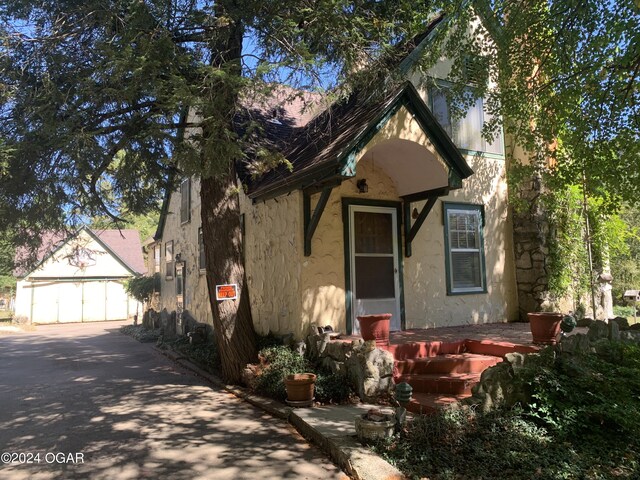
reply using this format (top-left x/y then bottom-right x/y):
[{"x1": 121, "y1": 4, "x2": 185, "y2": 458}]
[
  {"x1": 403, "y1": 186, "x2": 450, "y2": 257},
  {"x1": 303, "y1": 185, "x2": 335, "y2": 256}
]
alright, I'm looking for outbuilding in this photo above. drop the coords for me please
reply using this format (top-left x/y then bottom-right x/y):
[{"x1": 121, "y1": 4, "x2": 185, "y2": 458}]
[{"x1": 14, "y1": 227, "x2": 145, "y2": 324}]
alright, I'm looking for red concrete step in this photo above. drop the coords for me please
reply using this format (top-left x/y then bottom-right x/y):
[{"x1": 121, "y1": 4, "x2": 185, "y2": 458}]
[
  {"x1": 464, "y1": 339, "x2": 539, "y2": 357},
  {"x1": 405, "y1": 392, "x2": 471, "y2": 415},
  {"x1": 394, "y1": 353, "x2": 502, "y2": 375},
  {"x1": 397, "y1": 372, "x2": 481, "y2": 395},
  {"x1": 383, "y1": 340, "x2": 465, "y2": 360}
]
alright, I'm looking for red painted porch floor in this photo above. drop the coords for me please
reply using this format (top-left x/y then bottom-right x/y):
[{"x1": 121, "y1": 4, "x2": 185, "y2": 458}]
[
  {"x1": 339, "y1": 322, "x2": 588, "y2": 415},
  {"x1": 341, "y1": 321, "x2": 587, "y2": 345}
]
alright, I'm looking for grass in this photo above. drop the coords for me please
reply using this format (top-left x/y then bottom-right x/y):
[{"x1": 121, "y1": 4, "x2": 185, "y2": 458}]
[{"x1": 0, "y1": 310, "x2": 12, "y2": 321}]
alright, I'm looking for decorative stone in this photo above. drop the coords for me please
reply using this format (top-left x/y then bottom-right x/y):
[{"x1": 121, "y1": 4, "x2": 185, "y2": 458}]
[
  {"x1": 608, "y1": 321, "x2": 620, "y2": 341},
  {"x1": 505, "y1": 352, "x2": 526, "y2": 370},
  {"x1": 470, "y1": 362, "x2": 522, "y2": 412},
  {"x1": 558, "y1": 333, "x2": 591, "y2": 355},
  {"x1": 515, "y1": 252, "x2": 532, "y2": 269},
  {"x1": 587, "y1": 320, "x2": 609, "y2": 342},
  {"x1": 611, "y1": 316, "x2": 630, "y2": 330},
  {"x1": 620, "y1": 331, "x2": 640, "y2": 343},
  {"x1": 577, "y1": 317, "x2": 594, "y2": 328}
]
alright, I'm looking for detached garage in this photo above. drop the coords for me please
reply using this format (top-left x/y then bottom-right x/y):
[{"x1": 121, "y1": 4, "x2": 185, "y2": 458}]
[{"x1": 14, "y1": 228, "x2": 145, "y2": 324}]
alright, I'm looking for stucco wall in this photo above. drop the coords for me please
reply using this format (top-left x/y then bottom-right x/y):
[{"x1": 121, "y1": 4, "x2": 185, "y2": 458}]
[
  {"x1": 403, "y1": 154, "x2": 519, "y2": 328},
  {"x1": 239, "y1": 190, "x2": 304, "y2": 338},
  {"x1": 299, "y1": 104, "x2": 518, "y2": 335},
  {"x1": 158, "y1": 177, "x2": 213, "y2": 326}
]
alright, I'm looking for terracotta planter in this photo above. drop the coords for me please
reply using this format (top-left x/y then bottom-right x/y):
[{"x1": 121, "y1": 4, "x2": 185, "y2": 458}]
[
  {"x1": 284, "y1": 373, "x2": 316, "y2": 403},
  {"x1": 357, "y1": 314, "x2": 392, "y2": 347},
  {"x1": 528, "y1": 312, "x2": 563, "y2": 345},
  {"x1": 354, "y1": 413, "x2": 395, "y2": 442}
]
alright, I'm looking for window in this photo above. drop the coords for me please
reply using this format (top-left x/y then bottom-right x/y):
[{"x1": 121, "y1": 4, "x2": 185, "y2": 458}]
[
  {"x1": 430, "y1": 84, "x2": 504, "y2": 156},
  {"x1": 153, "y1": 244, "x2": 160, "y2": 273},
  {"x1": 175, "y1": 262, "x2": 184, "y2": 297},
  {"x1": 180, "y1": 177, "x2": 191, "y2": 223},
  {"x1": 198, "y1": 228, "x2": 206, "y2": 271},
  {"x1": 165, "y1": 241, "x2": 174, "y2": 279},
  {"x1": 443, "y1": 203, "x2": 486, "y2": 294}
]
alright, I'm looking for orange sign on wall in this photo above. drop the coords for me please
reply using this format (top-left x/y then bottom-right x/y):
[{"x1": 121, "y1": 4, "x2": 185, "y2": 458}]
[{"x1": 215, "y1": 284, "x2": 238, "y2": 301}]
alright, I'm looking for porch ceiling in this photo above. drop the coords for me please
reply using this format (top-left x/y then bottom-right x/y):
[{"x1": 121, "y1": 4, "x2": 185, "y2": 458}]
[{"x1": 360, "y1": 139, "x2": 448, "y2": 197}]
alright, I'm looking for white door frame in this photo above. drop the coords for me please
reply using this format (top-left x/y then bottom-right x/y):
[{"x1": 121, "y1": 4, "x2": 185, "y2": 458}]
[{"x1": 347, "y1": 203, "x2": 403, "y2": 334}]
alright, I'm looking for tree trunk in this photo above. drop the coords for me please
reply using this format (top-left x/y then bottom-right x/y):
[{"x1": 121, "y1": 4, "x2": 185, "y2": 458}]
[
  {"x1": 199, "y1": 9, "x2": 257, "y2": 384},
  {"x1": 200, "y1": 168, "x2": 258, "y2": 383}
]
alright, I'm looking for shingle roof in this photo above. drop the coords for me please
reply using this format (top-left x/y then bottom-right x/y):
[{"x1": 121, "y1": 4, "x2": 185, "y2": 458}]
[
  {"x1": 93, "y1": 229, "x2": 146, "y2": 275},
  {"x1": 237, "y1": 13, "x2": 450, "y2": 198},
  {"x1": 15, "y1": 227, "x2": 146, "y2": 277}
]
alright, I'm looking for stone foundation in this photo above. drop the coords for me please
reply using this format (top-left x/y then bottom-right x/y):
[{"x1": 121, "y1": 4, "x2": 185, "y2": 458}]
[{"x1": 306, "y1": 330, "x2": 395, "y2": 402}]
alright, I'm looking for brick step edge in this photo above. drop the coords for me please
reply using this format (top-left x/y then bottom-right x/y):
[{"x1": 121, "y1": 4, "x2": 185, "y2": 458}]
[
  {"x1": 405, "y1": 392, "x2": 471, "y2": 415},
  {"x1": 394, "y1": 353, "x2": 502, "y2": 375},
  {"x1": 396, "y1": 373, "x2": 481, "y2": 395}
]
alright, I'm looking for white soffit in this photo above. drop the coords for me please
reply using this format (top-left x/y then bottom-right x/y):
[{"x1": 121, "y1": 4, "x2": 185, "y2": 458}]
[{"x1": 361, "y1": 139, "x2": 448, "y2": 196}]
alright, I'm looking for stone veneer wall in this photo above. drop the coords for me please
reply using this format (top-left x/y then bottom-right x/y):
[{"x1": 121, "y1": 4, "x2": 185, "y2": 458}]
[{"x1": 511, "y1": 175, "x2": 551, "y2": 319}]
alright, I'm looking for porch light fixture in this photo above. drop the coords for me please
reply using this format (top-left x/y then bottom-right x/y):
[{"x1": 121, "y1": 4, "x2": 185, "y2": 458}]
[{"x1": 356, "y1": 179, "x2": 368, "y2": 193}]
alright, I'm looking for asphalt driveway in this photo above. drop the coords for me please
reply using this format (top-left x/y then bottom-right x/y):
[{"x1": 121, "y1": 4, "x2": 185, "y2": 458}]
[{"x1": 0, "y1": 321, "x2": 346, "y2": 479}]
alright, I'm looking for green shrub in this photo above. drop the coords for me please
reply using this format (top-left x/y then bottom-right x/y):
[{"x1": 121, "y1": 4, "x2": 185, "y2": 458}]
[
  {"x1": 519, "y1": 345, "x2": 640, "y2": 439},
  {"x1": 125, "y1": 273, "x2": 160, "y2": 303},
  {"x1": 613, "y1": 305, "x2": 636, "y2": 317},
  {"x1": 314, "y1": 370, "x2": 353, "y2": 404},
  {"x1": 162, "y1": 336, "x2": 220, "y2": 373},
  {"x1": 377, "y1": 344, "x2": 640, "y2": 479},
  {"x1": 255, "y1": 345, "x2": 310, "y2": 400}
]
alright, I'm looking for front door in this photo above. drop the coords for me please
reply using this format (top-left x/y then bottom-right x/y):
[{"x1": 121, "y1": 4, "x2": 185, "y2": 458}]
[{"x1": 348, "y1": 205, "x2": 402, "y2": 334}]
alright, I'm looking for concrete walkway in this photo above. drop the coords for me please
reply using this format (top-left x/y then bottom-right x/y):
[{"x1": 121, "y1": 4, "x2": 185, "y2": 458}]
[{"x1": 0, "y1": 321, "x2": 348, "y2": 480}]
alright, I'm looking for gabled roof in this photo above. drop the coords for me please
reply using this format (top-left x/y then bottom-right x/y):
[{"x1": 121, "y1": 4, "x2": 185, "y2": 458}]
[
  {"x1": 92, "y1": 229, "x2": 146, "y2": 275},
  {"x1": 15, "y1": 227, "x2": 145, "y2": 278},
  {"x1": 234, "y1": 12, "x2": 474, "y2": 200},
  {"x1": 244, "y1": 81, "x2": 473, "y2": 200}
]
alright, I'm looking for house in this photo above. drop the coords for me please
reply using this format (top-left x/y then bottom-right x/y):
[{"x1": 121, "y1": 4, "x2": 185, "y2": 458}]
[
  {"x1": 152, "y1": 15, "x2": 527, "y2": 340},
  {"x1": 14, "y1": 227, "x2": 145, "y2": 324}
]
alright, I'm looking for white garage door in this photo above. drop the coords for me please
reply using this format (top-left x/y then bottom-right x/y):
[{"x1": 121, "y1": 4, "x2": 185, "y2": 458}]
[{"x1": 30, "y1": 279, "x2": 135, "y2": 323}]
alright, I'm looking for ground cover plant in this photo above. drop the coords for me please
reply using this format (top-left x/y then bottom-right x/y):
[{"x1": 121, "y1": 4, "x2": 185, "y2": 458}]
[
  {"x1": 376, "y1": 344, "x2": 640, "y2": 479},
  {"x1": 160, "y1": 335, "x2": 221, "y2": 374},
  {"x1": 120, "y1": 324, "x2": 162, "y2": 343},
  {"x1": 252, "y1": 343, "x2": 354, "y2": 404}
]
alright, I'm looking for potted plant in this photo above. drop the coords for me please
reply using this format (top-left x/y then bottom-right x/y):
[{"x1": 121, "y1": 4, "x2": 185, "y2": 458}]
[
  {"x1": 357, "y1": 313, "x2": 392, "y2": 346},
  {"x1": 354, "y1": 408, "x2": 396, "y2": 442},
  {"x1": 528, "y1": 308, "x2": 564, "y2": 345},
  {"x1": 284, "y1": 373, "x2": 316, "y2": 407}
]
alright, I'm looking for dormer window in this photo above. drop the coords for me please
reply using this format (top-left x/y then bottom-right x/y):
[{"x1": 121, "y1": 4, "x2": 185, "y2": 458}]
[{"x1": 429, "y1": 83, "x2": 504, "y2": 157}]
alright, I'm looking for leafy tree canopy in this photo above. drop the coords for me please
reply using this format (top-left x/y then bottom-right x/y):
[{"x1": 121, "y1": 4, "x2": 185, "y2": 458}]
[{"x1": 0, "y1": 0, "x2": 637, "y2": 242}]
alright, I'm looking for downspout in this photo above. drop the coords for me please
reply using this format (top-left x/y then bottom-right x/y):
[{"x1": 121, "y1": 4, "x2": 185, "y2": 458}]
[{"x1": 29, "y1": 280, "x2": 34, "y2": 324}]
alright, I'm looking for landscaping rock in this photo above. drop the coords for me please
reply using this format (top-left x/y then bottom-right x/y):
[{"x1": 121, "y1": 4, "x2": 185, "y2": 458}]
[
  {"x1": 345, "y1": 343, "x2": 395, "y2": 402},
  {"x1": 587, "y1": 320, "x2": 609, "y2": 342},
  {"x1": 505, "y1": 352, "x2": 526, "y2": 370},
  {"x1": 608, "y1": 320, "x2": 621, "y2": 341},
  {"x1": 559, "y1": 333, "x2": 591, "y2": 354},
  {"x1": 577, "y1": 317, "x2": 594, "y2": 328},
  {"x1": 305, "y1": 330, "x2": 393, "y2": 402},
  {"x1": 620, "y1": 331, "x2": 640, "y2": 344},
  {"x1": 469, "y1": 361, "x2": 523, "y2": 412},
  {"x1": 611, "y1": 316, "x2": 630, "y2": 330}
]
